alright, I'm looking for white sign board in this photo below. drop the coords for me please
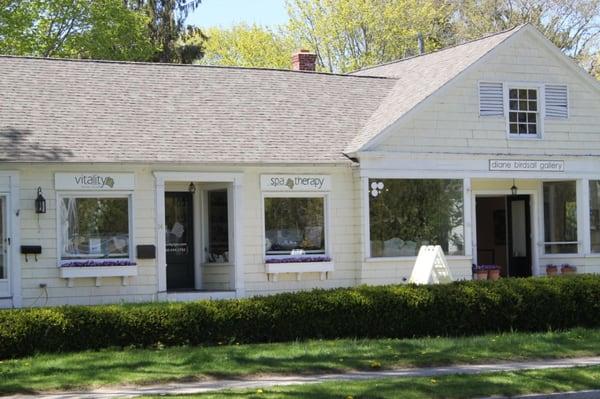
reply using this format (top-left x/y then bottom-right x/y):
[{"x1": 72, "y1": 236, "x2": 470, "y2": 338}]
[
  {"x1": 489, "y1": 159, "x2": 564, "y2": 172},
  {"x1": 55, "y1": 173, "x2": 135, "y2": 190},
  {"x1": 409, "y1": 245, "x2": 454, "y2": 285},
  {"x1": 261, "y1": 175, "x2": 331, "y2": 192}
]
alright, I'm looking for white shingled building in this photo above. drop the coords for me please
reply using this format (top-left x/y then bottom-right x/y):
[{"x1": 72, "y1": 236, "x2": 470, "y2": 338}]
[{"x1": 1, "y1": 24, "x2": 599, "y2": 307}]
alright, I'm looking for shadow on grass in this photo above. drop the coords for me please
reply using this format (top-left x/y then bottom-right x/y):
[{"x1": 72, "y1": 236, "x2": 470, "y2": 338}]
[{"x1": 1, "y1": 328, "x2": 599, "y2": 395}]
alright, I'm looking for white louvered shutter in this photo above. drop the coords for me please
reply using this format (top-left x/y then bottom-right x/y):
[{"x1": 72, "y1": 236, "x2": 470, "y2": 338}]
[
  {"x1": 544, "y1": 85, "x2": 568, "y2": 118},
  {"x1": 479, "y1": 82, "x2": 504, "y2": 117}
]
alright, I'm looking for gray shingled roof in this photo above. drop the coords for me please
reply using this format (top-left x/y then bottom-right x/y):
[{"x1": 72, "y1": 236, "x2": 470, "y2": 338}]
[
  {"x1": 0, "y1": 57, "x2": 394, "y2": 163},
  {"x1": 345, "y1": 25, "x2": 524, "y2": 153},
  {"x1": 0, "y1": 26, "x2": 525, "y2": 163}
]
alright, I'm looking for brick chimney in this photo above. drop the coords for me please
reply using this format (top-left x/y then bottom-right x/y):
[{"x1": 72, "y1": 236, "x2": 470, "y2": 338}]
[{"x1": 292, "y1": 49, "x2": 317, "y2": 71}]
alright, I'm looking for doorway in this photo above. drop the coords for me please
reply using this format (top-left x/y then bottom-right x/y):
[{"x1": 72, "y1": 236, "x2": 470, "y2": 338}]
[
  {"x1": 475, "y1": 195, "x2": 532, "y2": 277},
  {"x1": 165, "y1": 192, "x2": 195, "y2": 290},
  {"x1": 0, "y1": 196, "x2": 9, "y2": 298}
]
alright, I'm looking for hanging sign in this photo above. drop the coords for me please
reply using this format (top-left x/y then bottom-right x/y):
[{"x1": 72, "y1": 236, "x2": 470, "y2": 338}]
[
  {"x1": 409, "y1": 245, "x2": 454, "y2": 285},
  {"x1": 489, "y1": 159, "x2": 565, "y2": 172},
  {"x1": 55, "y1": 173, "x2": 135, "y2": 190},
  {"x1": 261, "y1": 175, "x2": 331, "y2": 191}
]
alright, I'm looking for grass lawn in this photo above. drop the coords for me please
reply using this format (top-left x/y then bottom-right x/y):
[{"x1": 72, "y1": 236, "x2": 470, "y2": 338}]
[
  {"x1": 151, "y1": 365, "x2": 600, "y2": 399},
  {"x1": 1, "y1": 327, "x2": 600, "y2": 394}
]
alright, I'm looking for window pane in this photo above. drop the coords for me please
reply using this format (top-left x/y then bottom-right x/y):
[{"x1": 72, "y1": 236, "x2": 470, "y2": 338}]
[
  {"x1": 509, "y1": 123, "x2": 518, "y2": 133},
  {"x1": 518, "y1": 112, "x2": 527, "y2": 122},
  {"x1": 369, "y1": 179, "x2": 464, "y2": 257},
  {"x1": 519, "y1": 89, "x2": 528, "y2": 100},
  {"x1": 529, "y1": 124, "x2": 537, "y2": 134},
  {"x1": 207, "y1": 190, "x2": 229, "y2": 263},
  {"x1": 519, "y1": 123, "x2": 527, "y2": 133},
  {"x1": 519, "y1": 100, "x2": 528, "y2": 111},
  {"x1": 509, "y1": 100, "x2": 518, "y2": 110},
  {"x1": 528, "y1": 89, "x2": 537, "y2": 99},
  {"x1": 527, "y1": 113, "x2": 536, "y2": 123},
  {"x1": 61, "y1": 197, "x2": 129, "y2": 259},
  {"x1": 265, "y1": 197, "x2": 324, "y2": 255},
  {"x1": 590, "y1": 181, "x2": 600, "y2": 253},
  {"x1": 509, "y1": 89, "x2": 518, "y2": 99},
  {"x1": 543, "y1": 181, "x2": 577, "y2": 254},
  {"x1": 529, "y1": 101, "x2": 537, "y2": 111}
]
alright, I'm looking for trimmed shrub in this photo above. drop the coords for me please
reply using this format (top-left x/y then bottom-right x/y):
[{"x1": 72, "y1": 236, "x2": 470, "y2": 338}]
[{"x1": 1, "y1": 275, "x2": 600, "y2": 359}]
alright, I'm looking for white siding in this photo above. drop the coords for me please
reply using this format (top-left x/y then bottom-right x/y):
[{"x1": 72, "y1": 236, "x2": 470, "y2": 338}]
[{"x1": 373, "y1": 30, "x2": 600, "y2": 155}]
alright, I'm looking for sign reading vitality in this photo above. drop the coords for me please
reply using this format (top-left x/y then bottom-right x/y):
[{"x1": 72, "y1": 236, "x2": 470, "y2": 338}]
[
  {"x1": 55, "y1": 173, "x2": 135, "y2": 190},
  {"x1": 261, "y1": 175, "x2": 331, "y2": 192}
]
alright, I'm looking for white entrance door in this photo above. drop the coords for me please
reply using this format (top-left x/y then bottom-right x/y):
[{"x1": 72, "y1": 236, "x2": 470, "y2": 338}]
[{"x1": 0, "y1": 196, "x2": 10, "y2": 298}]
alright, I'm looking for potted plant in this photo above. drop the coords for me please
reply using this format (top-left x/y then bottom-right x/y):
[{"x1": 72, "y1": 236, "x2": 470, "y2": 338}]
[
  {"x1": 487, "y1": 265, "x2": 501, "y2": 281},
  {"x1": 472, "y1": 264, "x2": 489, "y2": 280},
  {"x1": 546, "y1": 264, "x2": 558, "y2": 276},
  {"x1": 561, "y1": 264, "x2": 577, "y2": 275}
]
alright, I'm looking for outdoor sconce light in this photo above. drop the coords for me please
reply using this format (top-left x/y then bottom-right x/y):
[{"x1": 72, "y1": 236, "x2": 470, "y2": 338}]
[
  {"x1": 510, "y1": 179, "x2": 518, "y2": 196},
  {"x1": 188, "y1": 182, "x2": 196, "y2": 194},
  {"x1": 35, "y1": 187, "x2": 46, "y2": 214}
]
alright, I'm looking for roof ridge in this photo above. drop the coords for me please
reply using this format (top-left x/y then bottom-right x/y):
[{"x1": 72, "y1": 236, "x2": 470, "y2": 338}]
[
  {"x1": 0, "y1": 54, "x2": 397, "y2": 80},
  {"x1": 350, "y1": 24, "x2": 527, "y2": 75}
]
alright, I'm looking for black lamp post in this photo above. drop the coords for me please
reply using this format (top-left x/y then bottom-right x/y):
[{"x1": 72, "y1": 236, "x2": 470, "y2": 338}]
[
  {"x1": 35, "y1": 187, "x2": 46, "y2": 214},
  {"x1": 188, "y1": 182, "x2": 196, "y2": 194}
]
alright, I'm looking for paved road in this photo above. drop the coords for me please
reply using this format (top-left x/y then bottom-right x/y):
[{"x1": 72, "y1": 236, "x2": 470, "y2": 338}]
[{"x1": 6, "y1": 356, "x2": 600, "y2": 399}]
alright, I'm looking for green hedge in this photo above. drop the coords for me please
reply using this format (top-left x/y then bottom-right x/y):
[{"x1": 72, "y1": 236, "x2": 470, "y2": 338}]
[{"x1": 1, "y1": 275, "x2": 600, "y2": 359}]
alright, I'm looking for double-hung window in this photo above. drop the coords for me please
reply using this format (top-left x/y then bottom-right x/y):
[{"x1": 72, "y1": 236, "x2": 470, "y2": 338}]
[
  {"x1": 508, "y1": 88, "x2": 539, "y2": 137},
  {"x1": 59, "y1": 195, "x2": 133, "y2": 262}
]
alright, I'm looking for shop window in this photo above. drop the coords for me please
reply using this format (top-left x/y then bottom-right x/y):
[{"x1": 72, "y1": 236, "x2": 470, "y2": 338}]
[
  {"x1": 60, "y1": 196, "x2": 131, "y2": 260},
  {"x1": 264, "y1": 196, "x2": 325, "y2": 256},
  {"x1": 369, "y1": 179, "x2": 464, "y2": 257},
  {"x1": 590, "y1": 181, "x2": 600, "y2": 253},
  {"x1": 206, "y1": 190, "x2": 229, "y2": 263},
  {"x1": 543, "y1": 181, "x2": 577, "y2": 254}
]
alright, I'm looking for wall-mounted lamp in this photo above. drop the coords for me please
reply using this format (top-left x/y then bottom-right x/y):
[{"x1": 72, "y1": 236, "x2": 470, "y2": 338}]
[
  {"x1": 188, "y1": 182, "x2": 196, "y2": 194},
  {"x1": 510, "y1": 179, "x2": 518, "y2": 196},
  {"x1": 35, "y1": 187, "x2": 46, "y2": 214}
]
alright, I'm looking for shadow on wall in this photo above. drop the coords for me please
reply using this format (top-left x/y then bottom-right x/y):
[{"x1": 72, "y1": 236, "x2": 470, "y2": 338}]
[{"x1": 0, "y1": 127, "x2": 74, "y2": 161}]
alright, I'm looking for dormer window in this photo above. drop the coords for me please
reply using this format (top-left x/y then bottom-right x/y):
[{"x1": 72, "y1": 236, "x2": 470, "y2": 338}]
[{"x1": 508, "y1": 88, "x2": 539, "y2": 137}]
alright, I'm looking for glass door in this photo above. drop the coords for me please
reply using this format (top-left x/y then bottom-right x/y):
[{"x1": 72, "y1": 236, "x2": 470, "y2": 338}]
[{"x1": 507, "y1": 195, "x2": 532, "y2": 277}]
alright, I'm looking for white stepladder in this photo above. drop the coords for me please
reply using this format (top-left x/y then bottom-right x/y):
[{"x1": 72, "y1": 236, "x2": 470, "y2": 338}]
[{"x1": 409, "y1": 245, "x2": 454, "y2": 284}]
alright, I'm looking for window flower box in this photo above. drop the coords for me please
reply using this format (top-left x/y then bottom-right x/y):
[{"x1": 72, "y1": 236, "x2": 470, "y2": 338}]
[
  {"x1": 546, "y1": 264, "x2": 558, "y2": 276},
  {"x1": 473, "y1": 264, "x2": 500, "y2": 281},
  {"x1": 265, "y1": 256, "x2": 333, "y2": 281},
  {"x1": 59, "y1": 259, "x2": 137, "y2": 287}
]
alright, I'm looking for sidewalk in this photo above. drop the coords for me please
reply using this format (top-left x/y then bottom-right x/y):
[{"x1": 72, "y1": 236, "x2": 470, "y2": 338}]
[{"x1": 6, "y1": 356, "x2": 600, "y2": 399}]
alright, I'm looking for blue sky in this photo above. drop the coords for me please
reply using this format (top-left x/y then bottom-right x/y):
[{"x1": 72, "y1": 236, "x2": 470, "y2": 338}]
[{"x1": 186, "y1": 0, "x2": 289, "y2": 28}]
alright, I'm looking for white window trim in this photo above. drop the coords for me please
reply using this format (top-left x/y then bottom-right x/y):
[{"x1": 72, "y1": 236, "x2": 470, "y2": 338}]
[
  {"x1": 261, "y1": 191, "x2": 333, "y2": 278},
  {"x1": 55, "y1": 191, "x2": 135, "y2": 266},
  {"x1": 365, "y1": 178, "x2": 467, "y2": 260},
  {"x1": 504, "y1": 82, "x2": 544, "y2": 140}
]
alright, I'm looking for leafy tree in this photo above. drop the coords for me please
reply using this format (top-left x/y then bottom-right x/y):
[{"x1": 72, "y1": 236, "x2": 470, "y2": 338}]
[
  {"x1": 0, "y1": 0, "x2": 156, "y2": 60},
  {"x1": 451, "y1": 0, "x2": 600, "y2": 64},
  {"x1": 197, "y1": 23, "x2": 296, "y2": 68},
  {"x1": 286, "y1": 0, "x2": 453, "y2": 73},
  {"x1": 124, "y1": 0, "x2": 204, "y2": 63}
]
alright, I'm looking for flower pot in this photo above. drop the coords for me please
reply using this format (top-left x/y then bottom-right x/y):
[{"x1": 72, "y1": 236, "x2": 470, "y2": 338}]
[
  {"x1": 561, "y1": 266, "x2": 577, "y2": 275},
  {"x1": 488, "y1": 269, "x2": 500, "y2": 281},
  {"x1": 546, "y1": 266, "x2": 558, "y2": 276},
  {"x1": 474, "y1": 270, "x2": 488, "y2": 280}
]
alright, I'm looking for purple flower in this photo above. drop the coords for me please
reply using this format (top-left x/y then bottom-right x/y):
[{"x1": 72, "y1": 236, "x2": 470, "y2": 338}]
[
  {"x1": 266, "y1": 256, "x2": 331, "y2": 264},
  {"x1": 61, "y1": 259, "x2": 137, "y2": 267}
]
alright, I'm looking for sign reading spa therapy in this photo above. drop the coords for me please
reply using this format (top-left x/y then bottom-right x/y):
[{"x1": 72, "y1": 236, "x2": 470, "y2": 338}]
[
  {"x1": 55, "y1": 173, "x2": 135, "y2": 190},
  {"x1": 261, "y1": 175, "x2": 331, "y2": 191},
  {"x1": 489, "y1": 159, "x2": 565, "y2": 172}
]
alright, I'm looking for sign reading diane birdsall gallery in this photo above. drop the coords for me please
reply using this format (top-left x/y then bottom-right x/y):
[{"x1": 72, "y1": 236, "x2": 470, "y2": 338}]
[
  {"x1": 261, "y1": 175, "x2": 331, "y2": 192},
  {"x1": 55, "y1": 173, "x2": 135, "y2": 190},
  {"x1": 489, "y1": 159, "x2": 565, "y2": 172}
]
